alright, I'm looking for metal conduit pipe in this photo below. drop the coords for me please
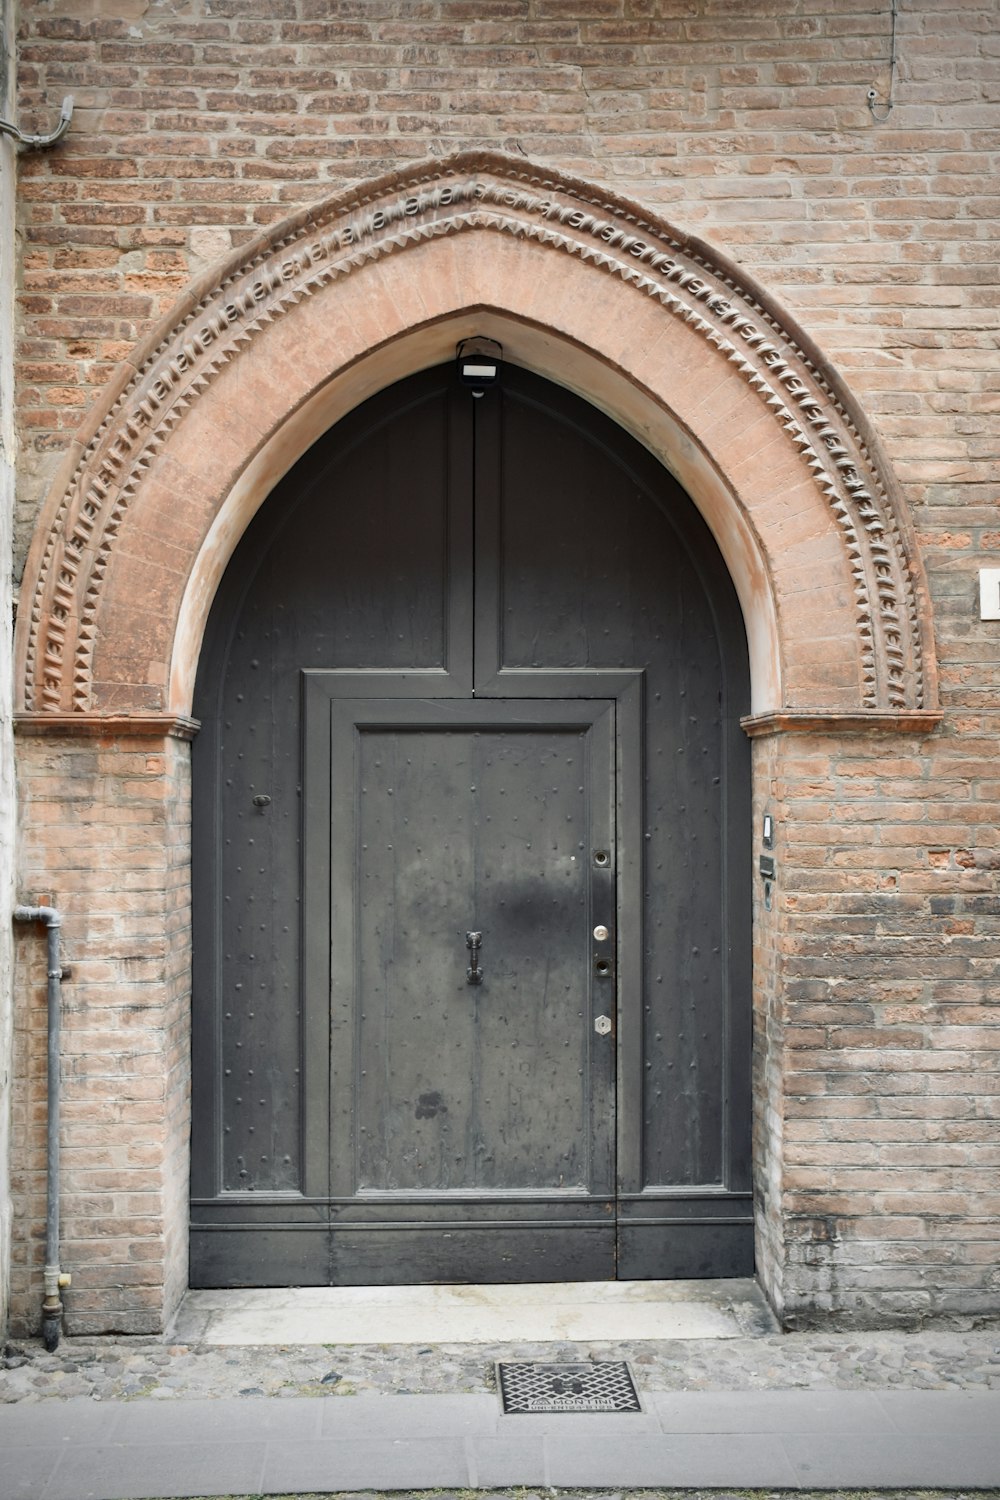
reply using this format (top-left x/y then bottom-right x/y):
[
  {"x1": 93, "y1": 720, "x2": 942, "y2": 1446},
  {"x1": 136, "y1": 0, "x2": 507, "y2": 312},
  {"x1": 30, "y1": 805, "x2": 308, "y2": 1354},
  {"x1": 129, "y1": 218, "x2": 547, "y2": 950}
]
[
  {"x1": 0, "y1": 96, "x2": 74, "y2": 150},
  {"x1": 13, "y1": 904, "x2": 71, "y2": 1351}
]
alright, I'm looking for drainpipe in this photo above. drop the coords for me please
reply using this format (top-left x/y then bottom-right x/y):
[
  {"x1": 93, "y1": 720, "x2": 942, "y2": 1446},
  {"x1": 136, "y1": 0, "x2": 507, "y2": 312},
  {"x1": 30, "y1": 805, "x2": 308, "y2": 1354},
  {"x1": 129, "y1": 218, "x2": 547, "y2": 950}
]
[{"x1": 13, "y1": 904, "x2": 71, "y2": 1350}]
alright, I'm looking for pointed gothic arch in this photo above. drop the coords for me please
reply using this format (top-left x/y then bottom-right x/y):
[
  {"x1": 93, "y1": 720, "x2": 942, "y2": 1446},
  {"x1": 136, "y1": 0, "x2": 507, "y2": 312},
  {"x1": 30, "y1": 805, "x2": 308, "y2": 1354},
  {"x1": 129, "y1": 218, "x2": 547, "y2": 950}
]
[{"x1": 16, "y1": 151, "x2": 938, "y2": 732}]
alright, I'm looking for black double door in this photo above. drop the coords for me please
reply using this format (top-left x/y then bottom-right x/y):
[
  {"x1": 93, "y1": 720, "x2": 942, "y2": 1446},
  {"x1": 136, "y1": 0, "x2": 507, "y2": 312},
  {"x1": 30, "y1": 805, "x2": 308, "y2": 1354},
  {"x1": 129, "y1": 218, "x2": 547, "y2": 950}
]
[{"x1": 191, "y1": 365, "x2": 752, "y2": 1287}]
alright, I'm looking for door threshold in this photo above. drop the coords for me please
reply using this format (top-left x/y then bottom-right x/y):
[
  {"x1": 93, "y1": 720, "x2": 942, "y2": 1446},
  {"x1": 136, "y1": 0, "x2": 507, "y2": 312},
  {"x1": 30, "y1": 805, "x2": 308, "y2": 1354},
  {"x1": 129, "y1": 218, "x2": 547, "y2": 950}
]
[{"x1": 170, "y1": 1277, "x2": 777, "y2": 1345}]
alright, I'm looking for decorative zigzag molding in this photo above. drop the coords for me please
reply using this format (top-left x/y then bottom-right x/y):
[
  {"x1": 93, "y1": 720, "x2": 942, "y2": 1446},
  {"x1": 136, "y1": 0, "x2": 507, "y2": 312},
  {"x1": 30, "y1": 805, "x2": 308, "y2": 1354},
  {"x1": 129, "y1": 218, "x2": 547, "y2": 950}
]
[{"x1": 22, "y1": 152, "x2": 932, "y2": 715}]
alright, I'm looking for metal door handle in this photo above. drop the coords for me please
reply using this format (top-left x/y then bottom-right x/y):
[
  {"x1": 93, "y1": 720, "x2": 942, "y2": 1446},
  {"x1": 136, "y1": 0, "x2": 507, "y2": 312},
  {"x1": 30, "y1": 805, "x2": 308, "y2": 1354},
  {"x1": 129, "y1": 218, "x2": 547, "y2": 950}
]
[{"x1": 466, "y1": 930, "x2": 483, "y2": 984}]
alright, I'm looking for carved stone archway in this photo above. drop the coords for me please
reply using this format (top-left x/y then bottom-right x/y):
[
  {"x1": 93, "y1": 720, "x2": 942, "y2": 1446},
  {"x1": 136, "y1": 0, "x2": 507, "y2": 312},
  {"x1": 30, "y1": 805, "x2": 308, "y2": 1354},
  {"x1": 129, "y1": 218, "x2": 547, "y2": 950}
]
[
  {"x1": 17, "y1": 151, "x2": 938, "y2": 729},
  {"x1": 10, "y1": 153, "x2": 943, "y2": 1335}
]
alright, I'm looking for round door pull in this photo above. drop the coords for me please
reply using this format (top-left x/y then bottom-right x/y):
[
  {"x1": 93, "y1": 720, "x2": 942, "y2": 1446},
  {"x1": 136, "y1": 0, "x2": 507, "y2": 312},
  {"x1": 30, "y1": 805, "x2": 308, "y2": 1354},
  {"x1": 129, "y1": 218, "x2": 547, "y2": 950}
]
[{"x1": 593, "y1": 924, "x2": 610, "y2": 942}]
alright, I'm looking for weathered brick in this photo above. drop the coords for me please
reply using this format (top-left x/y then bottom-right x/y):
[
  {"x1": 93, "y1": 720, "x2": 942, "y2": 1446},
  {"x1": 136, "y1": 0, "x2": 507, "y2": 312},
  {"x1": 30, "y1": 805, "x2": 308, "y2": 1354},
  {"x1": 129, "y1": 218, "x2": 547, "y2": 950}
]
[{"x1": 6, "y1": 0, "x2": 999, "y2": 1339}]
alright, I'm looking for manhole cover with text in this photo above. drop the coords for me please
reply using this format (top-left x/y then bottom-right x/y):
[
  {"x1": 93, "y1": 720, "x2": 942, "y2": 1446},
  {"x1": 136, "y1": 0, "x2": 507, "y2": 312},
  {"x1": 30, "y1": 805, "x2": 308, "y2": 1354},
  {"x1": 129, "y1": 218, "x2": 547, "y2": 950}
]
[{"x1": 497, "y1": 1361, "x2": 642, "y2": 1413}]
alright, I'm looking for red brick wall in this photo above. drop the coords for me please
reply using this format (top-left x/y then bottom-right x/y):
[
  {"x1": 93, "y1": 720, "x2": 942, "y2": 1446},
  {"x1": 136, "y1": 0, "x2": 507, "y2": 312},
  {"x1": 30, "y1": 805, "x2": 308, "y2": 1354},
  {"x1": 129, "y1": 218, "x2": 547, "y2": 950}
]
[
  {"x1": 11, "y1": 731, "x2": 190, "y2": 1335},
  {"x1": 758, "y1": 723, "x2": 1000, "y2": 1326},
  {"x1": 9, "y1": 1, "x2": 1000, "y2": 1329},
  {"x1": 14, "y1": 0, "x2": 1000, "y2": 567},
  {"x1": 1, "y1": 0, "x2": 17, "y2": 1341}
]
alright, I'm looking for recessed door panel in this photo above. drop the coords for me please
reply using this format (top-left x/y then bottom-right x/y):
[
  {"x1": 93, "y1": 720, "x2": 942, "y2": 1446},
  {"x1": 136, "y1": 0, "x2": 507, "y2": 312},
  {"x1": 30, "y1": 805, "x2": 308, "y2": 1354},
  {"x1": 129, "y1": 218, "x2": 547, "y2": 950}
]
[
  {"x1": 349, "y1": 722, "x2": 606, "y2": 1194},
  {"x1": 312, "y1": 697, "x2": 616, "y2": 1283}
]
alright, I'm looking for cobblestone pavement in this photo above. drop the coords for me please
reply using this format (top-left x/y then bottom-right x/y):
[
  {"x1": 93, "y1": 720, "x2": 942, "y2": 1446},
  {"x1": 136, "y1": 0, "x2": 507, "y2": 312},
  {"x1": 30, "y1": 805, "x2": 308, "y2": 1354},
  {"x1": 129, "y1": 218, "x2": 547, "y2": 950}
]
[{"x1": 3, "y1": 1328, "x2": 1000, "y2": 1404}]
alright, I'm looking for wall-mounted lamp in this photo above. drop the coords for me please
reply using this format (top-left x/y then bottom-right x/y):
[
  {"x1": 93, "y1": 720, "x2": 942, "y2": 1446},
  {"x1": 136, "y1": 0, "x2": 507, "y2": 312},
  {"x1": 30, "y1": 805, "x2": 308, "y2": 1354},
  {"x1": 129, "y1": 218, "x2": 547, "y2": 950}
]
[{"x1": 457, "y1": 336, "x2": 502, "y2": 397}]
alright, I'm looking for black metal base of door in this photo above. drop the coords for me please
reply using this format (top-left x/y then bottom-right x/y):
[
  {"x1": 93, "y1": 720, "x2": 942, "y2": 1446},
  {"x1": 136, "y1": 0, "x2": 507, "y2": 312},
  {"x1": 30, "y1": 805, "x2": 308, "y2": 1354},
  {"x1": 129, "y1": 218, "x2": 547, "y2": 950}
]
[
  {"x1": 190, "y1": 1209, "x2": 753, "y2": 1288},
  {"x1": 190, "y1": 1225, "x2": 615, "y2": 1289}
]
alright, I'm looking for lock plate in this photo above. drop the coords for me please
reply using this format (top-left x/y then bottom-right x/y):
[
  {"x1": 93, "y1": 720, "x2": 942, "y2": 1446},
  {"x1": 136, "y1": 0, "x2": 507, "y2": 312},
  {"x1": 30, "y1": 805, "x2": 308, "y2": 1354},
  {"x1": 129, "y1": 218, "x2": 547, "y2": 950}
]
[{"x1": 594, "y1": 1014, "x2": 612, "y2": 1036}]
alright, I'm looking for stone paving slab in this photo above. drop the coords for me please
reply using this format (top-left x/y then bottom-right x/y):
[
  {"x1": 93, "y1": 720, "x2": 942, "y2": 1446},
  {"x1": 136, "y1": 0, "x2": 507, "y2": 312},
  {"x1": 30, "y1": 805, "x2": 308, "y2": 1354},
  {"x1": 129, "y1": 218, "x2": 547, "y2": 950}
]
[
  {"x1": 40, "y1": 1439, "x2": 267, "y2": 1500},
  {"x1": 542, "y1": 1431, "x2": 802, "y2": 1488},
  {"x1": 317, "y1": 1392, "x2": 498, "y2": 1437},
  {"x1": 4, "y1": 1390, "x2": 1000, "y2": 1498},
  {"x1": 471, "y1": 1436, "x2": 548, "y2": 1486},
  {"x1": 6, "y1": 1445, "x2": 59, "y2": 1500},
  {"x1": 487, "y1": 1407, "x2": 662, "y2": 1434},
  {"x1": 648, "y1": 1387, "x2": 892, "y2": 1433},
  {"x1": 877, "y1": 1385, "x2": 1000, "y2": 1432},
  {"x1": 258, "y1": 1437, "x2": 469, "y2": 1494},
  {"x1": 781, "y1": 1430, "x2": 1000, "y2": 1490},
  {"x1": 105, "y1": 1394, "x2": 324, "y2": 1445}
]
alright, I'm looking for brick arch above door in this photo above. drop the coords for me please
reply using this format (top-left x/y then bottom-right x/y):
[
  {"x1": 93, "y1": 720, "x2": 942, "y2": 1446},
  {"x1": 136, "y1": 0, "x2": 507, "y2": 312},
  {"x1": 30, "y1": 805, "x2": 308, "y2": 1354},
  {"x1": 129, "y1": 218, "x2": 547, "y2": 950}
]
[{"x1": 16, "y1": 150, "x2": 939, "y2": 730}]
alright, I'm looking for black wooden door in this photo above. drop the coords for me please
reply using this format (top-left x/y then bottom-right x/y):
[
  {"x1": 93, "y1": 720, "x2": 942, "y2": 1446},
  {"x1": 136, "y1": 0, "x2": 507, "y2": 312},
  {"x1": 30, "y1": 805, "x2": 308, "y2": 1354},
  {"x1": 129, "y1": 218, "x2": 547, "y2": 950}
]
[
  {"x1": 308, "y1": 698, "x2": 616, "y2": 1281},
  {"x1": 190, "y1": 364, "x2": 752, "y2": 1288}
]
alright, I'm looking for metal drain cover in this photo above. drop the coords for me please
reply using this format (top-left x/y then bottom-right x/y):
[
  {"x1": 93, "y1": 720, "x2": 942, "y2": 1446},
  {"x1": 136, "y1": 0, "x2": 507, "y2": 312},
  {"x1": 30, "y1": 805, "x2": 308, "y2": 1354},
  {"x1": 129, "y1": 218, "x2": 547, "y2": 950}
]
[{"x1": 497, "y1": 1361, "x2": 642, "y2": 1414}]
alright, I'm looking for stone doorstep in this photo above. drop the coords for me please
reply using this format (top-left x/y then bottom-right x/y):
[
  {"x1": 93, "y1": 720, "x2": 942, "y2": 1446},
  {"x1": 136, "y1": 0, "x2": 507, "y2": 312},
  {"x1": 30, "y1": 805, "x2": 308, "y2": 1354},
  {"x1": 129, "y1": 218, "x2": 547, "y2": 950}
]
[{"x1": 168, "y1": 1276, "x2": 779, "y2": 1346}]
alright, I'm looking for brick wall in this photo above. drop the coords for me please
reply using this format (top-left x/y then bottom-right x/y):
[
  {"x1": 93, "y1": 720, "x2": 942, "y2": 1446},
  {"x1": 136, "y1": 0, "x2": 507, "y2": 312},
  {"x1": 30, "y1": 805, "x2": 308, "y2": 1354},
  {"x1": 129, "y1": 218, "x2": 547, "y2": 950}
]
[
  {"x1": 0, "y1": 0, "x2": 16, "y2": 1340},
  {"x1": 760, "y1": 722, "x2": 1000, "y2": 1327},
  {"x1": 13, "y1": 0, "x2": 1000, "y2": 569},
  {"x1": 11, "y1": 731, "x2": 191, "y2": 1335},
  {"x1": 8, "y1": 0, "x2": 1000, "y2": 1328}
]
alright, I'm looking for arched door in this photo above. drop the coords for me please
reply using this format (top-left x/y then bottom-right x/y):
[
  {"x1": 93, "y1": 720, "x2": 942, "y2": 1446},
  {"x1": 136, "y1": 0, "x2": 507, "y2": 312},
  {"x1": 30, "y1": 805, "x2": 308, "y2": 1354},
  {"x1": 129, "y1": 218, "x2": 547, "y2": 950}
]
[{"x1": 190, "y1": 365, "x2": 752, "y2": 1286}]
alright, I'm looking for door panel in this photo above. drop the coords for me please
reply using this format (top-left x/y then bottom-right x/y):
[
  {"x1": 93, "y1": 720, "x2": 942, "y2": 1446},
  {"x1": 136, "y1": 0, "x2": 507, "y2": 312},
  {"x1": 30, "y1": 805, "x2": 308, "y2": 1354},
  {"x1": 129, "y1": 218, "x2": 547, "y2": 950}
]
[
  {"x1": 350, "y1": 723, "x2": 603, "y2": 1194},
  {"x1": 473, "y1": 375, "x2": 752, "y2": 1274},
  {"x1": 312, "y1": 697, "x2": 616, "y2": 1283},
  {"x1": 190, "y1": 364, "x2": 752, "y2": 1289}
]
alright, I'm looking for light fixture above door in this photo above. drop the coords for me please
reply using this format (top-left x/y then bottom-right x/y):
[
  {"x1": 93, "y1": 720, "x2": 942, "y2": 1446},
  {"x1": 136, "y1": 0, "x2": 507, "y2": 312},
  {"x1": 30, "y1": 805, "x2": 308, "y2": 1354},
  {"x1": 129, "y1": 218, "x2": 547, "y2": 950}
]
[{"x1": 457, "y1": 336, "x2": 503, "y2": 396}]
